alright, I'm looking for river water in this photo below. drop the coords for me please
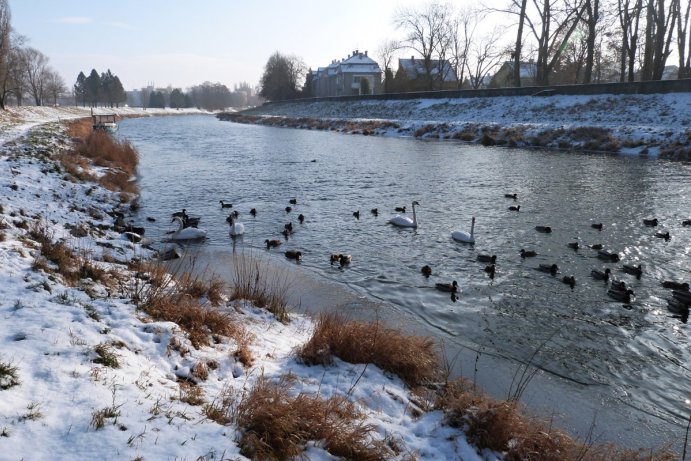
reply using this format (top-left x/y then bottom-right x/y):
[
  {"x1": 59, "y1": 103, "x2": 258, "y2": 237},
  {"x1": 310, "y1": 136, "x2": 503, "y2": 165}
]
[{"x1": 119, "y1": 114, "x2": 690, "y2": 449}]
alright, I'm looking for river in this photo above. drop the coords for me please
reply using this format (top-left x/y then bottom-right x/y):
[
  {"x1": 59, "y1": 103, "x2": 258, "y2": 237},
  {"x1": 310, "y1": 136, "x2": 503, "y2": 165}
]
[{"x1": 119, "y1": 114, "x2": 690, "y2": 450}]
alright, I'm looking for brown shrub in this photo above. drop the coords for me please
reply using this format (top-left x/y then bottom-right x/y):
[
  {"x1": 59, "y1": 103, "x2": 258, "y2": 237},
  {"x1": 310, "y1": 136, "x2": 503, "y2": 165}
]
[
  {"x1": 436, "y1": 379, "x2": 676, "y2": 461},
  {"x1": 66, "y1": 118, "x2": 93, "y2": 139},
  {"x1": 298, "y1": 313, "x2": 440, "y2": 388},
  {"x1": 230, "y1": 254, "x2": 290, "y2": 322},
  {"x1": 236, "y1": 377, "x2": 387, "y2": 461},
  {"x1": 75, "y1": 131, "x2": 139, "y2": 174}
]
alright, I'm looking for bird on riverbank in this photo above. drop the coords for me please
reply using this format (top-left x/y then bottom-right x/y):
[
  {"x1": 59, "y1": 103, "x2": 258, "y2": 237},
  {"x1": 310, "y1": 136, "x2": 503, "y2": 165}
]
[
  {"x1": 219, "y1": 200, "x2": 232, "y2": 208},
  {"x1": 421, "y1": 265, "x2": 432, "y2": 277},
  {"x1": 436, "y1": 280, "x2": 458, "y2": 293},
  {"x1": 170, "y1": 217, "x2": 206, "y2": 241},
  {"x1": 508, "y1": 205, "x2": 520, "y2": 211},
  {"x1": 452, "y1": 217, "x2": 475, "y2": 244},
  {"x1": 285, "y1": 250, "x2": 302, "y2": 261},
  {"x1": 265, "y1": 239, "x2": 282, "y2": 249},
  {"x1": 591, "y1": 268, "x2": 611, "y2": 281},
  {"x1": 520, "y1": 249, "x2": 537, "y2": 258},
  {"x1": 389, "y1": 201, "x2": 419, "y2": 228}
]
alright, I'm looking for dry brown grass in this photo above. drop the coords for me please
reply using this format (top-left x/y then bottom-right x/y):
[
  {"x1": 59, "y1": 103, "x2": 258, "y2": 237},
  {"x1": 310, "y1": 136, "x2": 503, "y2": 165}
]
[
  {"x1": 230, "y1": 253, "x2": 291, "y2": 322},
  {"x1": 436, "y1": 378, "x2": 676, "y2": 461},
  {"x1": 134, "y1": 262, "x2": 246, "y2": 349},
  {"x1": 298, "y1": 313, "x2": 440, "y2": 388},
  {"x1": 66, "y1": 118, "x2": 93, "y2": 139},
  {"x1": 236, "y1": 377, "x2": 387, "y2": 461}
]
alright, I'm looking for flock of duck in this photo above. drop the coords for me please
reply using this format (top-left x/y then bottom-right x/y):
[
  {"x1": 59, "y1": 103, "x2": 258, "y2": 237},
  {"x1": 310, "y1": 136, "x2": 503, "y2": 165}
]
[{"x1": 165, "y1": 194, "x2": 690, "y2": 319}]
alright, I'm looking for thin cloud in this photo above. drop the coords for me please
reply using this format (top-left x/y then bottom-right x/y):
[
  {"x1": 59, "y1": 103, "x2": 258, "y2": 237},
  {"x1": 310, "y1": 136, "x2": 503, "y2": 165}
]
[{"x1": 56, "y1": 17, "x2": 93, "y2": 24}]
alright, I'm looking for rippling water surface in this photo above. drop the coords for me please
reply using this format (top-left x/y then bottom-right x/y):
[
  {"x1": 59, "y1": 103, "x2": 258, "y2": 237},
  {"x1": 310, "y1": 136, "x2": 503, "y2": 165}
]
[{"x1": 120, "y1": 114, "x2": 690, "y2": 442}]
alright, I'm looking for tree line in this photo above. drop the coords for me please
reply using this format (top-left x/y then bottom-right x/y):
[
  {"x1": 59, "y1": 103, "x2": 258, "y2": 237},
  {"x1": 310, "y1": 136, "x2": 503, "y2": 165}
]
[
  {"x1": 259, "y1": 0, "x2": 690, "y2": 100},
  {"x1": 73, "y1": 69, "x2": 127, "y2": 108},
  {"x1": 135, "y1": 81, "x2": 257, "y2": 111},
  {"x1": 0, "y1": 0, "x2": 67, "y2": 109}
]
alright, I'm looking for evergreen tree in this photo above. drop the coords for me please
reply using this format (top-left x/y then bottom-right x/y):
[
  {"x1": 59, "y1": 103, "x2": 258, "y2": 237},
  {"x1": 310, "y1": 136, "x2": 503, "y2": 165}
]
[
  {"x1": 111, "y1": 76, "x2": 126, "y2": 107},
  {"x1": 169, "y1": 88, "x2": 184, "y2": 109},
  {"x1": 100, "y1": 69, "x2": 114, "y2": 107},
  {"x1": 74, "y1": 71, "x2": 86, "y2": 106},
  {"x1": 85, "y1": 69, "x2": 100, "y2": 107}
]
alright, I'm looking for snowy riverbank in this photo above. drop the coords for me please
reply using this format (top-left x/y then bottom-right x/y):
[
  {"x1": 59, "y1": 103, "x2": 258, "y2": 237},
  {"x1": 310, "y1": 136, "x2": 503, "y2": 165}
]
[
  {"x1": 0, "y1": 110, "x2": 495, "y2": 460},
  {"x1": 227, "y1": 92, "x2": 691, "y2": 160}
]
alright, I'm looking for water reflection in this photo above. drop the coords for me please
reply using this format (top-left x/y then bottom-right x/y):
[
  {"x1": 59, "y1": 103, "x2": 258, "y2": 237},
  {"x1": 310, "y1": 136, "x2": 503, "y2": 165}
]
[{"x1": 120, "y1": 115, "x2": 691, "y2": 432}]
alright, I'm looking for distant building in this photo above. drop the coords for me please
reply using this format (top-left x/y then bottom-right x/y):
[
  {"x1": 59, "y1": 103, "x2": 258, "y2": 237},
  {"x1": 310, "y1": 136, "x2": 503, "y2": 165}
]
[
  {"x1": 310, "y1": 50, "x2": 382, "y2": 97},
  {"x1": 394, "y1": 56, "x2": 458, "y2": 91},
  {"x1": 491, "y1": 61, "x2": 537, "y2": 87}
]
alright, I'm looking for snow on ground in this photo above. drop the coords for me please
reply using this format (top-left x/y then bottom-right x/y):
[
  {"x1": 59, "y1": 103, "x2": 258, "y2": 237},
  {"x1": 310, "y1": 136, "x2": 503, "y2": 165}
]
[
  {"x1": 238, "y1": 92, "x2": 691, "y2": 158},
  {"x1": 0, "y1": 112, "x2": 491, "y2": 459},
  {"x1": 0, "y1": 105, "x2": 207, "y2": 147}
]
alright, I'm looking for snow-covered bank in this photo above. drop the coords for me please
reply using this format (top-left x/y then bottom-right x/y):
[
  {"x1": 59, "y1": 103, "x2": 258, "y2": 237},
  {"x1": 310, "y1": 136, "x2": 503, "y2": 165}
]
[
  {"x1": 228, "y1": 93, "x2": 691, "y2": 159},
  {"x1": 0, "y1": 117, "x2": 493, "y2": 459},
  {"x1": 0, "y1": 105, "x2": 208, "y2": 146}
]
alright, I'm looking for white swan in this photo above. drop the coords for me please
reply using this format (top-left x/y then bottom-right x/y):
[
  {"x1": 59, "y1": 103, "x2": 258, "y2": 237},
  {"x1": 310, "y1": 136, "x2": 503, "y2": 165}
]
[
  {"x1": 170, "y1": 216, "x2": 207, "y2": 241},
  {"x1": 452, "y1": 217, "x2": 475, "y2": 243},
  {"x1": 389, "y1": 201, "x2": 419, "y2": 228},
  {"x1": 228, "y1": 215, "x2": 245, "y2": 237}
]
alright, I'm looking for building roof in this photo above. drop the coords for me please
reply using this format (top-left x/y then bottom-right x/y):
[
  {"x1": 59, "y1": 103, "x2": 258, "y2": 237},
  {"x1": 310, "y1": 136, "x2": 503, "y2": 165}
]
[
  {"x1": 499, "y1": 61, "x2": 537, "y2": 78},
  {"x1": 337, "y1": 52, "x2": 382, "y2": 74},
  {"x1": 397, "y1": 58, "x2": 457, "y2": 82}
]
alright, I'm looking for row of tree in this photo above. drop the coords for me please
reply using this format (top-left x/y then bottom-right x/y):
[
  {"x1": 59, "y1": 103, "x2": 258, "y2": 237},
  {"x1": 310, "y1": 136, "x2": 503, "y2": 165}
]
[
  {"x1": 385, "y1": 0, "x2": 690, "y2": 91},
  {"x1": 73, "y1": 69, "x2": 127, "y2": 108},
  {"x1": 0, "y1": 0, "x2": 67, "y2": 109},
  {"x1": 134, "y1": 81, "x2": 257, "y2": 111}
]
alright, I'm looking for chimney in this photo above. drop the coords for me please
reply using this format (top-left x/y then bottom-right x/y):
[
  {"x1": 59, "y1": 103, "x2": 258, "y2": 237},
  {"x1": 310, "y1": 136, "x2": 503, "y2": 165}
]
[
  {"x1": 411, "y1": 55, "x2": 415, "y2": 61},
  {"x1": 365, "y1": 50, "x2": 368, "y2": 56}
]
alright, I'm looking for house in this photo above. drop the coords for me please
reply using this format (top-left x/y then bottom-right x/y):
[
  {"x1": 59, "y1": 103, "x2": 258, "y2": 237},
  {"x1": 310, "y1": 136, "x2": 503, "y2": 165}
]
[
  {"x1": 490, "y1": 61, "x2": 537, "y2": 88},
  {"x1": 394, "y1": 56, "x2": 458, "y2": 90},
  {"x1": 310, "y1": 50, "x2": 382, "y2": 97}
]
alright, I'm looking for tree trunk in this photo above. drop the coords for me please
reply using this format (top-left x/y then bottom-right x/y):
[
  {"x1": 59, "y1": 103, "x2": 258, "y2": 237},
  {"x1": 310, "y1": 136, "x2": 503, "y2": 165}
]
[
  {"x1": 513, "y1": 0, "x2": 528, "y2": 87},
  {"x1": 584, "y1": 0, "x2": 599, "y2": 83},
  {"x1": 642, "y1": 0, "x2": 656, "y2": 80}
]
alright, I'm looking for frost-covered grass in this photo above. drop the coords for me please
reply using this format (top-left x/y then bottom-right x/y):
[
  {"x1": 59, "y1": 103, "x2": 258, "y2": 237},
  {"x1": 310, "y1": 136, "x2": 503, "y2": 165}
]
[
  {"x1": 0, "y1": 108, "x2": 677, "y2": 460},
  {"x1": 232, "y1": 93, "x2": 691, "y2": 159}
]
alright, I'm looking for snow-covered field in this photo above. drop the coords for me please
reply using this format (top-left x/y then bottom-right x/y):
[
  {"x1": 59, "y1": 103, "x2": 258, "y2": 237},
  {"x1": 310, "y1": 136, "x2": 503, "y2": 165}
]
[
  {"x1": 236, "y1": 93, "x2": 691, "y2": 159},
  {"x1": 0, "y1": 110, "x2": 490, "y2": 459}
]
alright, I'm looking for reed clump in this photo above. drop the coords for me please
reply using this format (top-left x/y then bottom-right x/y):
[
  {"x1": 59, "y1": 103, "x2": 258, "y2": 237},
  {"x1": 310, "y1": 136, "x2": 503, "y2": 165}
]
[
  {"x1": 298, "y1": 312, "x2": 440, "y2": 388},
  {"x1": 236, "y1": 377, "x2": 386, "y2": 461},
  {"x1": 230, "y1": 253, "x2": 291, "y2": 323},
  {"x1": 435, "y1": 378, "x2": 675, "y2": 460}
]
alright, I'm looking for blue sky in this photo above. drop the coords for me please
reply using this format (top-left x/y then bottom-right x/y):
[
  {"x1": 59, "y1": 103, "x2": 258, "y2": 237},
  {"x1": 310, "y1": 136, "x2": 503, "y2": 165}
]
[{"x1": 10, "y1": 0, "x2": 445, "y2": 91}]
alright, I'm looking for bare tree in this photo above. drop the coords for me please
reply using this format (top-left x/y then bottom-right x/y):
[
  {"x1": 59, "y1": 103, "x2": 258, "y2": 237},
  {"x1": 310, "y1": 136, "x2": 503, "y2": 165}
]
[
  {"x1": 618, "y1": 0, "x2": 644, "y2": 81},
  {"x1": 449, "y1": 9, "x2": 477, "y2": 87},
  {"x1": 676, "y1": 0, "x2": 691, "y2": 77},
  {"x1": 466, "y1": 28, "x2": 508, "y2": 88},
  {"x1": 394, "y1": 2, "x2": 455, "y2": 89},
  {"x1": 641, "y1": 0, "x2": 680, "y2": 80},
  {"x1": 23, "y1": 47, "x2": 49, "y2": 106},
  {"x1": 0, "y1": 0, "x2": 11, "y2": 109},
  {"x1": 513, "y1": 0, "x2": 529, "y2": 86},
  {"x1": 44, "y1": 69, "x2": 66, "y2": 105},
  {"x1": 377, "y1": 39, "x2": 400, "y2": 92},
  {"x1": 583, "y1": 0, "x2": 601, "y2": 82}
]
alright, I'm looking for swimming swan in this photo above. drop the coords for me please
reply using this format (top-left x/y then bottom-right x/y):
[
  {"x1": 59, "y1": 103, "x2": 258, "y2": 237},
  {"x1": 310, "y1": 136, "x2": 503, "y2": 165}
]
[
  {"x1": 228, "y1": 215, "x2": 245, "y2": 237},
  {"x1": 389, "y1": 201, "x2": 419, "y2": 228},
  {"x1": 170, "y1": 217, "x2": 207, "y2": 241},
  {"x1": 452, "y1": 217, "x2": 475, "y2": 243}
]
